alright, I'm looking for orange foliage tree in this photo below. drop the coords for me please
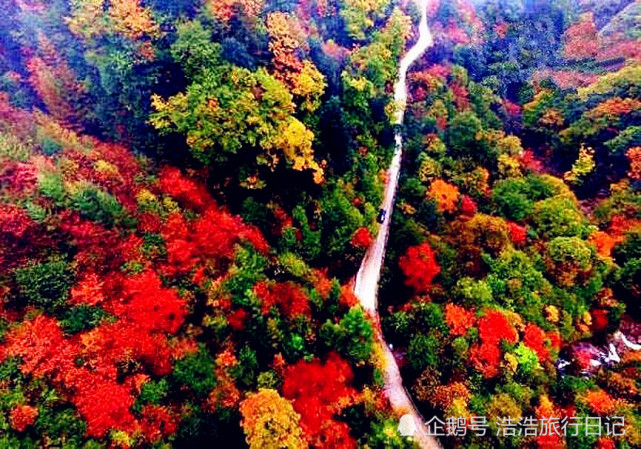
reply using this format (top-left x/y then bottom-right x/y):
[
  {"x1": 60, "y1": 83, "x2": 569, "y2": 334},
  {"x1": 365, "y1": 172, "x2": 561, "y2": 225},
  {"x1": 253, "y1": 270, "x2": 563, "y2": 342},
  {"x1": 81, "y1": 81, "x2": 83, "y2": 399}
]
[
  {"x1": 109, "y1": 0, "x2": 159, "y2": 40},
  {"x1": 67, "y1": 0, "x2": 159, "y2": 41},
  {"x1": 266, "y1": 12, "x2": 306, "y2": 86},
  {"x1": 207, "y1": 0, "x2": 265, "y2": 24},
  {"x1": 10, "y1": 405, "x2": 39, "y2": 432},
  {"x1": 428, "y1": 179, "x2": 460, "y2": 213},
  {"x1": 264, "y1": 11, "x2": 327, "y2": 112},
  {"x1": 627, "y1": 146, "x2": 641, "y2": 180},
  {"x1": 444, "y1": 303, "x2": 475, "y2": 336}
]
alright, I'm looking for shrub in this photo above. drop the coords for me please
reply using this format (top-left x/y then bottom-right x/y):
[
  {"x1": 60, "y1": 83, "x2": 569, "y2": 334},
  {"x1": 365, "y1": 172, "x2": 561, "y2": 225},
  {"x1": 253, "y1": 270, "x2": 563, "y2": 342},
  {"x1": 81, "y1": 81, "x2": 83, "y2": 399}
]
[
  {"x1": 14, "y1": 259, "x2": 73, "y2": 310},
  {"x1": 407, "y1": 333, "x2": 440, "y2": 372},
  {"x1": 172, "y1": 348, "x2": 217, "y2": 398},
  {"x1": 39, "y1": 137, "x2": 62, "y2": 155},
  {"x1": 545, "y1": 236, "x2": 595, "y2": 287},
  {"x1": 69, "y1": 184, "x2": 128, "y2": 227},
  {"x1": 492, "y1": 175, "x2": 568, "y2": 221},
  {"x1": 513, "y1": 343, "x2": 539, "y2": 375},
  {"x1": 320, "y1": 308, "x2": 374, "y2": 364},
  {"x1": 532, "y1": 196, "x2": 588, "y2": 238},
  {"x1": 58, "y1": 306, "x2": 107, "y2": 334}
]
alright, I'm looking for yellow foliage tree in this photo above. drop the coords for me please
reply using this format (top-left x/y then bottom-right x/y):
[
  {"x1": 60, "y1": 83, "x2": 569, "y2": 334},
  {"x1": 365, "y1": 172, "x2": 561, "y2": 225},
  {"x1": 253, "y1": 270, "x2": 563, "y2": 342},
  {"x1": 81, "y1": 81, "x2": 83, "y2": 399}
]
[
  {"x1": 498, "y1": 153, "x2": 522, "y2": 178},
  {"x1": 577, "y1": 65, "x2": 641, "y2": 100},
  {"x1": 428, "y1": 99, "x2": 448, "y2": 130},
  {"x1": 109, "y1": 0, "x2": 159, "y2": 40},
  {"x1": 67, "y1": 0, "x2": 159, "y2": 40},
  {"x1": 292, "y1": 61, "x2": 327, "y2": 113},
  {"x1": 239, "y1": 389, "x2": 308, "y2": 449},
  {"x1": 496, "y1": 135, "x2": 523, "y2": 156},
  {"x1": 538, "y1": 107, "x2": 565, "y2": 127},
  {"x1": 265, "y1": 12, "x2": 326, "y2": 113},
  {"x1": 340, "y1": 0, "x2": 391, "y2": 40},
  {"x1": 564, "y1": 145, "x2": 595, "y2": 185},
  {"x1": 265, "y1": 118, "x2": 324, "y2": 184},
  {"x1": 66, "y1": 0, "x2": 106, "y2": 39},
  {"x1": 151, "y1": 65, "x2": 324, "y2": 187},
  {"x1": 266, "y1": 12, "x2": 306, "y2": 51}
]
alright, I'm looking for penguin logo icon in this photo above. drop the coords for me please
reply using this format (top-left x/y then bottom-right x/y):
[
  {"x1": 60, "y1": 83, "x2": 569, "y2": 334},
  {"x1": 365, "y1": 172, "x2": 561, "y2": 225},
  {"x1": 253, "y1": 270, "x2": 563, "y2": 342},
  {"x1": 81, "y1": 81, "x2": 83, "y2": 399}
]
[{"x1": 398, "y1": 414, "x2": 417, "y2": 437}]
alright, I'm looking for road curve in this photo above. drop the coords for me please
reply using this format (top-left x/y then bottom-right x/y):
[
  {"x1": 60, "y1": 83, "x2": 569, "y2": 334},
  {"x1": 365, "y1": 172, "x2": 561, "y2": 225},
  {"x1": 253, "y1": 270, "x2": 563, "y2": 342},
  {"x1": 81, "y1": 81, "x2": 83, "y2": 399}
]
[{"x1": 354, "y1": 1, "x2": 439, "y2": 448}]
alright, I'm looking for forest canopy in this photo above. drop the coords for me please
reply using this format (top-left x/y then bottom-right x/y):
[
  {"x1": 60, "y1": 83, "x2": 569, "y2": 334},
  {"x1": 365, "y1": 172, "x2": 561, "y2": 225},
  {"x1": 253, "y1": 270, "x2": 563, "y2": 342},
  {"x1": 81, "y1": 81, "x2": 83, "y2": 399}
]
[{"x1": 0, "y1": 0, "x2": 640, "y2": 448}]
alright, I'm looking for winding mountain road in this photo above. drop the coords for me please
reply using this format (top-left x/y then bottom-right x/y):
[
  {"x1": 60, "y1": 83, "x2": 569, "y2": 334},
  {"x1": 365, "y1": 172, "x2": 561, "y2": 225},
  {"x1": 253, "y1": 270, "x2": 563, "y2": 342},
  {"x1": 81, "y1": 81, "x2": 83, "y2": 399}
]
[
  {"x1": 353, "y1": 1, "x2": 439, "y2": 447},
  {"x1": 353, "y1": 1, "x2": 641, "y2": 447}
]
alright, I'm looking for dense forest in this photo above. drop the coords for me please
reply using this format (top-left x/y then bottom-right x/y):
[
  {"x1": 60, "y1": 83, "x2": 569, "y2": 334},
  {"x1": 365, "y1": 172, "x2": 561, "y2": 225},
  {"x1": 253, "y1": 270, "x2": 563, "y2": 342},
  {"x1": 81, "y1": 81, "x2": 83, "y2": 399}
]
[{"x1": 0, "y1": 0, "x2": 639, "y2": 448}]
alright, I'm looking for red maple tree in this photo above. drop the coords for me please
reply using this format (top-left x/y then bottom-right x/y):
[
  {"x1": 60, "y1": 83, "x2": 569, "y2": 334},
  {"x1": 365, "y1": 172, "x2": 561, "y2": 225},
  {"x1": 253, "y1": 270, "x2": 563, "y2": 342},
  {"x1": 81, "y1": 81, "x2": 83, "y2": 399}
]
[{"x1": 399, "y1": 242, "x2": 441, "y2": 293}]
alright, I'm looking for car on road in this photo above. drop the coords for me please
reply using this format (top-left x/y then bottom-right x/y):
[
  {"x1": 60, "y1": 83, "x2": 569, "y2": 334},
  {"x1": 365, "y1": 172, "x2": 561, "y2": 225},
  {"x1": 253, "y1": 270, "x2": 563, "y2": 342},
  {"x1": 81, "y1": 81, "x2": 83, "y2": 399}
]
[{"x1": 377, "y1": 208, "x2": 387, "y2": 223}]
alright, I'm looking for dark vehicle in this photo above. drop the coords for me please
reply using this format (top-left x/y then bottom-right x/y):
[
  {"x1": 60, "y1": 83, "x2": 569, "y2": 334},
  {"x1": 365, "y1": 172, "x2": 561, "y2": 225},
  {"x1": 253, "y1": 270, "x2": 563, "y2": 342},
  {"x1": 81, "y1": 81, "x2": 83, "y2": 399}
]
[{"x1": 377, "y1": 208, "x2": 387, "y2": 223}]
